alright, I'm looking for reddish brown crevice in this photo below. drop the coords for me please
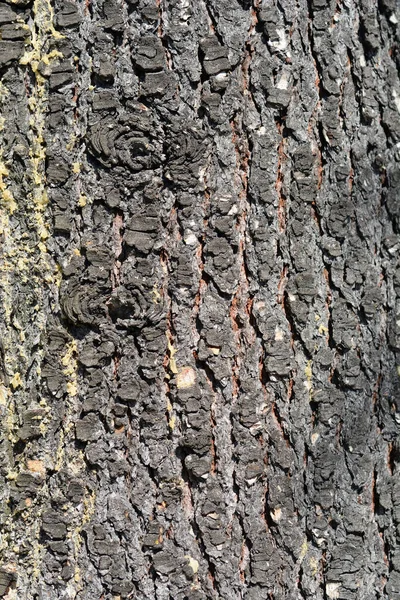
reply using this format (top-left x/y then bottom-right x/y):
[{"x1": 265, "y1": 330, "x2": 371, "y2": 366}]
[
  {"x1": 160, "y1": 243, "x2": 177, "y2": 438},
  {"x1": 323, "y1": 267, "x2": 333, "y2": 350},
  {"x1": 329, "y1": 0, "x2": 342, "y2": 28},
  {"x1": 387, "y1": 442, "x2": 395, "y2": 475},
  {"x1": 111, "y1": 211, "x2": 124, "y2": 291},
  {"x1": 277, "y1": 270, "x2": 297, "y2": 416},
  {"x1": 371, "y1": 467, "x2": 377, "y2": 514},
  {"x1": 271, "y1": 399, "x2": 291, "y2": 448},
  {"x1": 209, "y1": 393, "x2": 218, "y2": 475},
  {"x1": 229, "y1": 113, "x2": 252, "y2": 402},
  {"x1": 72, "y1": 81, "x2": 79, "y2": 112},
  {"x1": 261, "y1": 486, "x2": 271, "y2": 533},
  {"x1": 155, "y1": 0, "x2": 173, "y2": 70},
  {"x1": 193, "y1": 269, "x2": 207, "y2": 322},
  {"x1": 230, "y1": 296, "x2": 241, "y2": 400},
  {"x1": 166, "y1": 204, "x2": 182, "y2": 243},
  {"x1": 239, "y1": 537, "x2": 250, "y2": 584},
  {"x1": 372, "y1": 469, "x2": 391, "y2": 574},
  {"x1": 192, "y1": 163, "x2": 212, "y2": 339},
  {"x1": 112, "y1": 353, "x2": 120, "y2": 380},
  {"x1": 337, "y1": 57, "x2": 349, "y2": 132},
  {"x1": 348, "y1": 165, "x2": 354, "y2": 193},
  {"x1": 275, "y1": 122, "x2": 288, "y2": 233},
  {"x1": 315, "y1": 144, "x2": 323, "y2": 191},
  {"x1": 287, "y1": 378, "x2": 294, "y2": 402},
  {"x1": 277, "y1": 265, "x2": 288, "y2": 311},
  {"x1": 306, "y1": 0, "x2": 328, "y2": 206},
  {"x1": 228, "y1": 22, "x2": 256, "y2": 389},
  {"x1": 311, "y1": 201, "x2": 323, "y2": 235},
  {"x1": 372, "y1": 373, "x2": 382, "y2": 411}
]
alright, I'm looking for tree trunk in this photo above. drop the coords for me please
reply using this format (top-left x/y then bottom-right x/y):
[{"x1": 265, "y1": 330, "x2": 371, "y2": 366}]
[{"x1": 0, "y1": 0, "x2": 399, "y2": 598}]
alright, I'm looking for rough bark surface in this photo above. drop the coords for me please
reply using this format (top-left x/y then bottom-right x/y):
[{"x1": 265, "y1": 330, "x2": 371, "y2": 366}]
[{"x1": 0, "y1": 0, "x2": 399, "y2": 598}]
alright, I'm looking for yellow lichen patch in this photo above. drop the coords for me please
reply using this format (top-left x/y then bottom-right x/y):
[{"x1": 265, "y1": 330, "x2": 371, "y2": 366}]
[
  {"x1": 304, "y1": 360, "x2": 313, "y2": 400},
  {"x1": 305, "y1": 360, "x2": 312, "y2": 381},
  {"x1": 0, "y1": 82, "x2": 9, "y2": 102},
  {"x1": 0, "y1": 157, "x2": 17, "y2": 214},
  {"x1": 184, "y1": 555, "x2": 199, "y2": 575},
  {"x1": 55, "y1": 342, "x2": 79, "y2": 473},
  {"x1": 21, "y1": 0, "x2": 63, "y2": 274},
  {"x1": 41, "y1": 49, "x2": 63, "y2": 64},
  {"x1": 166, "y1": 334, "x2": 178, "y2": 374},
  {"x1": 10, "y1": 372, "x2": 22, "y2": 390},
  {"x1": 299, "y1": 538, "x2": 308, "y2": 561},
  {"x1": 66, "y1": 381, "x2": 78, "y2": 397},
  {"x1": 77, "y1": 194, "x2": 87, "y2": 207},
  {"x1": 309, "y1": 556, "x2": 319, "y2": 576},
  {"x1": 66, "y1": 133, "x2": 77, "y2": 152},
  {"x1": 0, "y1": 2, "x2": 63, "y2": 460},
  {"x1": 70, "y1": 488, "x2": 96, "y2": 588},
  {"x1": 62, "y1": 340, "x2": 78, "y2": 397},
  {"x1": 152, "y1": 283, "x2": 161, "y2": 304},
  {"x1": 30, "y1": 521, "x2": 44, "y2": 582},
  {"x1": 318, "y1": 324, "x2": 328, "y2": 335},
  {"x1": 0, "y1": 383, "x2": 8, "y2": 405},
  {"x1": 54, "y1": 429, "x2": 65, "y2": 472},
  {"x1": 82, "y1": 488, "x2": 96, "y2": 525},
  {"x1": 33, "y1": 0, "x2": 64, "y2": 39},
  {"x1": 176, "y1": 366, "x2": 196, "y2": 389},
  {"x1": 1, "y1": 189, "x2": 17, "y2": 214}
]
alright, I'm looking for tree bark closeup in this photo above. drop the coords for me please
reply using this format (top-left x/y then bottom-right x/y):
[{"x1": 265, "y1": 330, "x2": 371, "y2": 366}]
[{"x1": 0, "y1": 0, "x2": 399, "y2": 598}]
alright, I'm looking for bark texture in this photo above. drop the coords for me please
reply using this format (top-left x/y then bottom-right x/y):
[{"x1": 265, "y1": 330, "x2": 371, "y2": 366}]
[{"x1": 0, "y1": 0, "x2": 399, "y2": 598}]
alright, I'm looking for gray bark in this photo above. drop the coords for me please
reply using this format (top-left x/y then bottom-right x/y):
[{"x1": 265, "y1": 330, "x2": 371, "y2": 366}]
[{"x1": 0, "y1": 0, "x2": 399, "y2": 598}]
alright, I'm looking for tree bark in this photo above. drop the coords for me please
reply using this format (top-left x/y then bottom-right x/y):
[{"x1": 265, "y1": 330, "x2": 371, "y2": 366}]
[{"x1": 0, "y1": 0, "x2": 399, "y2": 598}]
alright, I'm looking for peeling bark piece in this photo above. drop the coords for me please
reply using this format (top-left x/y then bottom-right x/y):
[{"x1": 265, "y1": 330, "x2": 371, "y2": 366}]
[
  {"x1": 102, "y1": 0, "x2": 124, "y2": 31},
  {"x1": 75, "y1": 413, "x2": 105, "y2": 442},
  {"x1": 142, "y1": 70, "x2": 176, "y2": 97},
  {"x1": 153, "y1": 551, "x2": 182, "y2": 575},
  {"x1": 41, "y1": 510, "x2": 67, "y2": 540},
  {"x1": 134, "y1": 35, "x2": 166, "y2": 72},
  {"x1": 0, "y1": 5, "x2": 19, "y2": 23},
  {"x1": 0, "y1": 567, "x2": 16, "y2": 596},
  {"x1": 92, "y1": 90, "x2": 118, "y2": 112},
  {"x1": 0, "y1": 41, "x2": 24, "y2": 67},
  {"x1": 46, "y1": 152, "x2": 70, "y2": 184},
  {"x1": 165, "y1": 123, "x2": 209, "y2": 187},
  {"x1": 55, "y1": 1, "x2": 80, "y2": 28},
  {"x1": 200, "y1": 35, "x2": 230, "y2": 76}
]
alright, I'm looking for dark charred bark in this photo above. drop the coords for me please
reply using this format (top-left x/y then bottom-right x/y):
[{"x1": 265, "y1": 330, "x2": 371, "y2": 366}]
[{"x1": 0, "y1": 0, "x2": 399, "y2": 598}]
